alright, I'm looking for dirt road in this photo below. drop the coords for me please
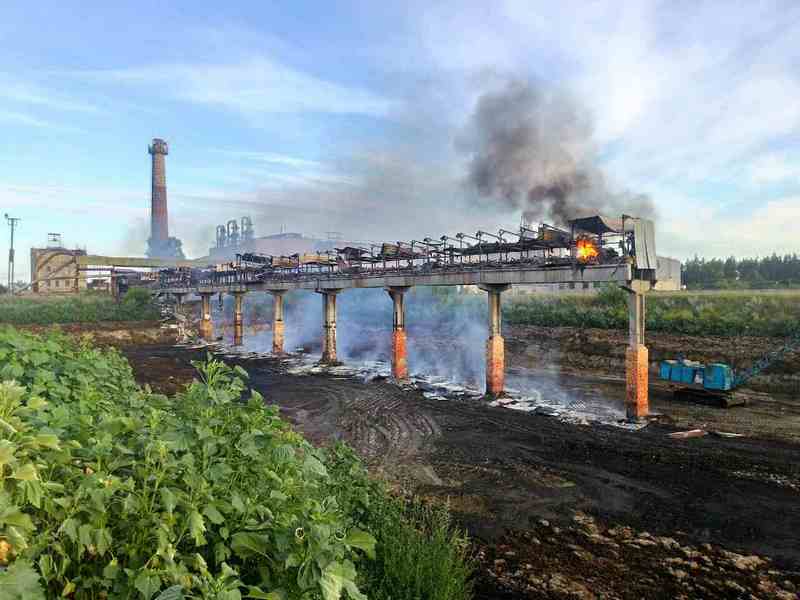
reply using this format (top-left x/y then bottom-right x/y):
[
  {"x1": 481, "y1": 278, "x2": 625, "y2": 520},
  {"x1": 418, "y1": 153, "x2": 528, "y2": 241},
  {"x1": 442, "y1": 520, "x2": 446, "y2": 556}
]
[{"x1": 123, "y1": 344, "x2": 800, "y2": 599}]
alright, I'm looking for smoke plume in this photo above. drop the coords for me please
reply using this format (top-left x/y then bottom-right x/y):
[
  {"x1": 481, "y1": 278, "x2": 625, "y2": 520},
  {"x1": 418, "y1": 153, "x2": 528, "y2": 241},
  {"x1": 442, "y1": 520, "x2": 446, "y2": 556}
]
[{"x1": 460, "y1": 78, "x2": 655, "y2": 225}]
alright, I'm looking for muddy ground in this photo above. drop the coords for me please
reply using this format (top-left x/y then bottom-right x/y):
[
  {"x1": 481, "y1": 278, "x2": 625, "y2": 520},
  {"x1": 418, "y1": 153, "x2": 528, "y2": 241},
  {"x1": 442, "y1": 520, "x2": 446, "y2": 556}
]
[{"x1": 120, "y1": 336, "x2": 800, "y2": 600}]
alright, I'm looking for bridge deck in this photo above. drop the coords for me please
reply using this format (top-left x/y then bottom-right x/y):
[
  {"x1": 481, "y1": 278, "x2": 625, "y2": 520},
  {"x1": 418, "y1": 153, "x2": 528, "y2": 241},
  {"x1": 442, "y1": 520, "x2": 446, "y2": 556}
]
[{"x1": 159, "y1": 262, "x2": 632, "y2": 294}]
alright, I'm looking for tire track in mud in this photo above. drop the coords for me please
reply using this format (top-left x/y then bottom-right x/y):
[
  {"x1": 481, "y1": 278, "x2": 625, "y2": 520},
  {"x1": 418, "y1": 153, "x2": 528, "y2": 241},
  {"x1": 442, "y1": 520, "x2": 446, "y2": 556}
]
[
  {"x1": 249, "y1": 367, "x2": 443, "y2": 471},
  {"x1": 123, "y1": 347, "x2": 800, "y2": 570}
]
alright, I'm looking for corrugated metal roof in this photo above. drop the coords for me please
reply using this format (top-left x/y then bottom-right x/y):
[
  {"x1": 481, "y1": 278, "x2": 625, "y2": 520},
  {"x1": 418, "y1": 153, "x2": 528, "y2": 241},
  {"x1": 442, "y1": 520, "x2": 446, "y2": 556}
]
[{"x1": 568, "y1": 215, "x2": 624, "y2": 234}]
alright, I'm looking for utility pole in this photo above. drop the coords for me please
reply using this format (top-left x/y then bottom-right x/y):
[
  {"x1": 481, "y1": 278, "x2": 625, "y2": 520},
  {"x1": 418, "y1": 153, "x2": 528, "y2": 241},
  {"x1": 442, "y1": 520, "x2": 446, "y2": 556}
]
[{"x1": 4, "y1": 214, "x2": 20, "y2": 294}]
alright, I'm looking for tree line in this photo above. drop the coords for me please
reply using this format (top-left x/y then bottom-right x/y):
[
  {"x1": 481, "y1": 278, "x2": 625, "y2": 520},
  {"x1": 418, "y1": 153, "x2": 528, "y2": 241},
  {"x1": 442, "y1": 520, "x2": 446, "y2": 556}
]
[{"x1": 682, "y1": 254, "x2": 800, "y2": 289}]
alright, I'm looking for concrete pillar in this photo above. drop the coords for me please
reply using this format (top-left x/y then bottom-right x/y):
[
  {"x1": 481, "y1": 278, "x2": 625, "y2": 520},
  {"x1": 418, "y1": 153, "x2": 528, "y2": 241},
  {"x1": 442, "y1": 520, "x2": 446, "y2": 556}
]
[
  {"x1": 625, "y1": 283, "x2": 650, "y2": 421},
  {"x1": 269, "y1": 291, "x2": 286, "y2": 354},
  {"x1": 479, "y1": 284, "x2": 510, "y2": 397},
  {"x1": 200, "y1": 293, "x2": 213, "y2": 341},
  {"x1": 318, "y1": 290, "x2": 341, "y2": 364},
  {"x1": 386, "y1": 287, "x2": 410, "y2": 380},
  {"x1": 232, "y1": 292, "x2": 245, "y2": 346}
]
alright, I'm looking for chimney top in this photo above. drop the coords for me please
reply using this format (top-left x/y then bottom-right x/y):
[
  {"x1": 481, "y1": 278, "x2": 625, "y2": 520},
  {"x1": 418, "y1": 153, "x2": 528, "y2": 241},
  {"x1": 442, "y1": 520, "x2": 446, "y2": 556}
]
[{"x1": 149, "y1": 138, "x2": 168, "y2": 155}]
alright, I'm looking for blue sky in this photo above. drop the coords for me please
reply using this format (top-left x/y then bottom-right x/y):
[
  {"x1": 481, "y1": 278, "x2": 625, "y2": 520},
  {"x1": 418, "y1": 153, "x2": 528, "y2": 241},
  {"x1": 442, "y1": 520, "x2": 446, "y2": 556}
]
[{"x1": 2, "y1": 0, "x2": 799, "y2": 281}]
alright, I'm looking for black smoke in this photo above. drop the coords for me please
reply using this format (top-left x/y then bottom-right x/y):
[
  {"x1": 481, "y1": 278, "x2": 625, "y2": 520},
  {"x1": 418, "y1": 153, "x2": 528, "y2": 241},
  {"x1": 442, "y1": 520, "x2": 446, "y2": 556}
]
[{"x1": 460, "y1": 78, "x2": 655, "y2": 225}]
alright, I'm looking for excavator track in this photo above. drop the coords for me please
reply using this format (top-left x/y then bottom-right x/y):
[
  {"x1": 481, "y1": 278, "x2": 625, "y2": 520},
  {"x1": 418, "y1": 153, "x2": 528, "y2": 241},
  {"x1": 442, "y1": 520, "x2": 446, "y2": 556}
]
[{"x1": 673, "y1": 386, "x2": 747, "y2": 408}]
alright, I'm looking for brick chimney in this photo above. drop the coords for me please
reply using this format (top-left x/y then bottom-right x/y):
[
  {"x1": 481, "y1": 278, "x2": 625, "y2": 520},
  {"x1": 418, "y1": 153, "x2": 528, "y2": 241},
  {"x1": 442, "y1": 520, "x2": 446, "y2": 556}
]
[{"x1": 148, "y1": 138, "x2": 169, "y2": 243}]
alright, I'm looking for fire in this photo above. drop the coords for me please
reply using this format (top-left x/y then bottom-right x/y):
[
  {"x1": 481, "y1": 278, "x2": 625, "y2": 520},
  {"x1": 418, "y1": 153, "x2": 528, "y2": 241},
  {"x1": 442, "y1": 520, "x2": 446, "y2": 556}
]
[{"x1": 576, "y1": 237, "x2": 599, "y2": 262}]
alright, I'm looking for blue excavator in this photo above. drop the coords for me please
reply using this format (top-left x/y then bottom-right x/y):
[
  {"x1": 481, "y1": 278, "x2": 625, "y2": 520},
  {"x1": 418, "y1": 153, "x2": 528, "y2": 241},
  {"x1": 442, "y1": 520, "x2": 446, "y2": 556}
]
[{"x1": 659, "y1": 333, "x2": 800, "y2": 407}]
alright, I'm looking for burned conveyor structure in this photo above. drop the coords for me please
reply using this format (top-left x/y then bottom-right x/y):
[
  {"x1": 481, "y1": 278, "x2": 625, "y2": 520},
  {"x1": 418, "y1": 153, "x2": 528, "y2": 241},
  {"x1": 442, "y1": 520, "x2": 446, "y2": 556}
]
[{"x1": 157, "y1": 214, "x2": 657, "y2": 421}]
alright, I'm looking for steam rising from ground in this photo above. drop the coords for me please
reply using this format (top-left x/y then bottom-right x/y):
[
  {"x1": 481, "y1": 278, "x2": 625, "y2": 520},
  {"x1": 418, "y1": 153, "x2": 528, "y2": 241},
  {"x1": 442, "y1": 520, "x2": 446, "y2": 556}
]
[
  {"x1": 459, "y1": 78, "x2": 655, "y2": 225},
  {"x1": 224, "y1": 288, "x2": 488, "y2": 385},
  {"x1": 208, "y1": 290, "x2": 630, "y2": 425}
]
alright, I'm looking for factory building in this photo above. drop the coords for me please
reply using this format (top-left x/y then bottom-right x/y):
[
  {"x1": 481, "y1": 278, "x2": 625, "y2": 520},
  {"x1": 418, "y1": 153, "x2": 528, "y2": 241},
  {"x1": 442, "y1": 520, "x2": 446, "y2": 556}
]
[
  {"x1": 29, "y1": 234, "x2": 87, "y2": 294},
  {"x1": 208, "y1": 218, "x2": 346, "y2": 262}
]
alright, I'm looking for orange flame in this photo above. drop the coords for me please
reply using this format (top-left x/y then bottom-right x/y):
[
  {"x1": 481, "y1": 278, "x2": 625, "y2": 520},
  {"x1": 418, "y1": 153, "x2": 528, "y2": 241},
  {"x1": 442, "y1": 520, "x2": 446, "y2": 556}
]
[{"x1": 576, "y1": 238, "x2": 599, "y2": 262}]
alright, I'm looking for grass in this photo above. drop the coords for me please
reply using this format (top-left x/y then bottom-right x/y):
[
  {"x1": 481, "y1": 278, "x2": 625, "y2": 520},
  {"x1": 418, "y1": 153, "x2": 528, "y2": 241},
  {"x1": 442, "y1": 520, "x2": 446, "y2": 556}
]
[
  {"x1": 0, "y1": 288, "x2": 159, "y2": 325},
  {"x1": 504, "y1": 286, "x2": 800, "y2": 338},
  {"x1": 328, "y1": 444, "x2": 475, "y2": 600}
]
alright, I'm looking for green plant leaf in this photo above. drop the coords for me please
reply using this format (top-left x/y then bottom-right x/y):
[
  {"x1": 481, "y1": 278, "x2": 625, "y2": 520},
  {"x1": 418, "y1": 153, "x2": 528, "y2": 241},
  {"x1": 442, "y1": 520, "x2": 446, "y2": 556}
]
[
  {"x1": 188, "y1": 510, "x2": 206, "y2": 546},
  {"x1": 135, "y1": 570, "x2": 161, "y2": 600},
  {"x1": 302, "y1": 455, "x2": 328, "y2": 478},
  {"x1": 59, "y1": 517, "x2": 78, "y2": 542},
  {"x1": 203, "y1": 505, "x2": 225, "y2": 524},
  {"x1": 0, "y1": 560, "x2": 46, "y2": 600},
  {"x1": 319, "y1": 561, "x2": 366, "y2": 600},
  {"x1": 1, "y1": 508, "x2": 35, "y2": 532},
  {"x1": 11, "y1": 463, "x2": 38, "y2": 481},
  {"x1": 155, "y1": 585, "x2": 184, "y2": 600},
  {"x1": 245, "y1": 588, "x2": 285, "y2": 600},
  {"x1": 343, "y1": 529, "x2": 376, "y2": 559},
  {"x1": 0, "y1": 440, "x2": 16, "y2": 465},
  {"x1": 160, "y1": 487, "x2": 177, "y2": 514},
  {"x1": 231, "y1": 532, "x2": 270, "y2": 559},
  {"x1": 32, "y1": 433, "x2": 60, "y2": 450}
]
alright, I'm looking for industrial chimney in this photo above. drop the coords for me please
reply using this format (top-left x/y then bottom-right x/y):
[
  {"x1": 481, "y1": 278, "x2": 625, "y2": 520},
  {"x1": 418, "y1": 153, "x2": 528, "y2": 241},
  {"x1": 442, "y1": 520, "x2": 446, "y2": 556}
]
[{"x1": 148, "y1": 138, "x2": 169, "y2": 243}]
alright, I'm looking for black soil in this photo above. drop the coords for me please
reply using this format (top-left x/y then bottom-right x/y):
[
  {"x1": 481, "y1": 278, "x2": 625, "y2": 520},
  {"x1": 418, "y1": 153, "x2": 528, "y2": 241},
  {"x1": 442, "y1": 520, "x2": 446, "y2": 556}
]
[{"x1": 122, "y1": 345, "x2": 800, "y2": 599}]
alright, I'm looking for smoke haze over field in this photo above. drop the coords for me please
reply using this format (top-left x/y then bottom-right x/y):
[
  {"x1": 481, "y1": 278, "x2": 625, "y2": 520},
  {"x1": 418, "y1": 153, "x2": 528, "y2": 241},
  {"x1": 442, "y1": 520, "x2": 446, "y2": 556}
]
[
  {"x1": 460, "y1": 79, "x2": 656, "y2": 225},
  {"x1": 195, "y1": 77, "x2": 660, "y2": 253}
]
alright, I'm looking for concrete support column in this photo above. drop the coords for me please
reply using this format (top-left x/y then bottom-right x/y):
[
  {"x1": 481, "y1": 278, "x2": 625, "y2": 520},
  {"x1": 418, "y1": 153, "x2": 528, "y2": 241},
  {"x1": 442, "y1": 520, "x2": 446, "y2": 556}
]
[
  {"x1": 479, "y1": 284, "x2": 510, "y2": 397},
  {"x1": 199, "y1": 293, "x2": 213, "y2": 341},
  {"x1": 269, "y1": 291, "x2": 286, "y2": 354},
  {"x1": 318, "y1": 290, "x2": 341, "y2": 364},
  {"x1": 625, "y1": 282, "x2": 650, "y2": 421},
  {"x1": 386, "y1": 286, "x2": 410, "y2": 380},
  {"x1": 232, "y1": 292, "x2": 245, "y2": 346}
]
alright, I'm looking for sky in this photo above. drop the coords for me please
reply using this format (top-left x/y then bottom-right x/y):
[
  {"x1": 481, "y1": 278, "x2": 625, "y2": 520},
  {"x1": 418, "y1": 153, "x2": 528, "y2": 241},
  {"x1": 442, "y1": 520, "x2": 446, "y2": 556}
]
[{"x1": 1, "y1": 0, "x2": 799, "y2": 282}]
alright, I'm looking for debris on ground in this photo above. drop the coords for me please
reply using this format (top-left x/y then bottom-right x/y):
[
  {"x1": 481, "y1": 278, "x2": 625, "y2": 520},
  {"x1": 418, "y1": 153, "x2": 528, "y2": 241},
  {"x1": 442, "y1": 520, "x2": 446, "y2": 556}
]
[
  {"x1": 668, "y1": 429, "x2": 707, "y2": 439},
  {"x1": 475, "y1": 512, "x2": 800, "y2": 599}
]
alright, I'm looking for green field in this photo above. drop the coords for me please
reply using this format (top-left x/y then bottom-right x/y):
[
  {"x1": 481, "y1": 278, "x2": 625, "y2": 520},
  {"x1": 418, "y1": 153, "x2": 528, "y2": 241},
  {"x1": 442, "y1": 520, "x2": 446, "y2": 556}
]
[
  {"x1": 0, "y1": 327, "x2": 472, "y2": 599},
  {"x1": 0, "y1": 289, "x2": 159, "y2": 325},
  {"x1": 504, "y1": 287, "x2": 800, "y2": 337}
]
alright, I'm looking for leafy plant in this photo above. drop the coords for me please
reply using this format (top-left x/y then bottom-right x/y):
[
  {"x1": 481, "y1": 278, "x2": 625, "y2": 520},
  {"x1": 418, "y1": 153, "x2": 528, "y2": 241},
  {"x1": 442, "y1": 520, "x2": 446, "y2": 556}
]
[{"x1": 0, "y1": 328, "x2": 474, "y2": 600}]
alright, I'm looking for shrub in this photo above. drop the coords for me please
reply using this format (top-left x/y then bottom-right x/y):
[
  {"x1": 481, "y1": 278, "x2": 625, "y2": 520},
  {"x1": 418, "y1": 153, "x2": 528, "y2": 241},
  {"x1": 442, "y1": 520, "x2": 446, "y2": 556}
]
[
  {"x1": 505, "y1": 290, "x2": 800, "y2": 338},
  {"x1": 0, "y1": 328, "x2": 474, "y2": 599},
  {"x1": 0, "y1": 292, "x2": 159, "y2": 325}
]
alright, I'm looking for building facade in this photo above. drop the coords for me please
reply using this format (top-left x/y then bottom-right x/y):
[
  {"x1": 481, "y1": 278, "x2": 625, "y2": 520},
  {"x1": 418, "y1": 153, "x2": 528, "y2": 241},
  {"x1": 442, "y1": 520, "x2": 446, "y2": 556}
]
[{"x1": 30, "y1": 247, "x2": 88, "y2": 294}]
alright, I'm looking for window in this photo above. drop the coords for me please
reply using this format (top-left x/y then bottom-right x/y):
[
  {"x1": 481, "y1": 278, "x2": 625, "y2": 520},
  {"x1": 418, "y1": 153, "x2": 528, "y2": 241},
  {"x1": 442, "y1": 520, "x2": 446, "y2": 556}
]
[
  {"x1": 582, "y1": 282, "x2": 590, "y2": 289},
  {"x1": 55, "y1": 280, "x2": 60, "y2": 288}
]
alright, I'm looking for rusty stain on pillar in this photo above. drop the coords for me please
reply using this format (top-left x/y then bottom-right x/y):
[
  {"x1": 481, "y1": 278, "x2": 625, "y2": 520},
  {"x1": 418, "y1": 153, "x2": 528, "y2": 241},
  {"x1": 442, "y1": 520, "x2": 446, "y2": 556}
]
[
  {"x1": 625, "y1": 284, "x2": 649, "y2": 421},
  {"x1": 386, "y1": 287, "x2": 410, "y2": 380},
  {"x1": 233, "y1": 292, "x2": 245, "y2": 346},
  {"x1": 200, "y1": 293, "x2": 213, "y2": 341},
  {"x1": 480, "y1": 284, "x2": 510, "y2": 397},
  {"x1": 269, "y1": 290, "x2": 286, "y2": 354},
  {"x1": 319, "y1": 290, "x2": 341, "y2": 364}
]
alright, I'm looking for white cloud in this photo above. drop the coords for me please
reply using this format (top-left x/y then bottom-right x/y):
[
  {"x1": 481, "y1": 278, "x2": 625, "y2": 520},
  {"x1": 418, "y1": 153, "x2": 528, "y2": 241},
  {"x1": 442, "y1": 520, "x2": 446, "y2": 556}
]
[
  {"x1": 747, "y1": 153, "x2": 799, "y2": 185},
  {"x1": 78, "y1": 57, "x2": 393, "y2": 118},
  {"x1": 0, "y1": 109, "x2": 52, "y2": 128},
  {"x1": 210, "y1": 149, "x2": 326, "y2": 170},
  {"x1": 0, "y1": 77, "x2": 99, "y2": 113},
  {"x1": 658, "y1": 193, "x2": 800, "y2": 259}
]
